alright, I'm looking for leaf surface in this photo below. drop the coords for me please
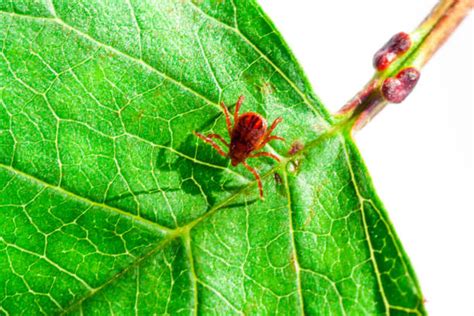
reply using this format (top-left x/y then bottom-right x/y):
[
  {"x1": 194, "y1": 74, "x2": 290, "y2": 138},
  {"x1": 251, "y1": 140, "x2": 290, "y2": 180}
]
[{"x1": 0, "y1": 0, "x2": 425, "y2": 314}]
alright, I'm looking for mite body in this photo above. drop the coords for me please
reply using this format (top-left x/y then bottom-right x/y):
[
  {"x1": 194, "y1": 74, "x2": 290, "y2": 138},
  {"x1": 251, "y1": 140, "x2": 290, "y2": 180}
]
[
  {"x1": 194, "y1": 96, "x2": 284, "y2": 198},
  {"x1": 230, "y1": 112, "x2": 267, "y2": 166}
]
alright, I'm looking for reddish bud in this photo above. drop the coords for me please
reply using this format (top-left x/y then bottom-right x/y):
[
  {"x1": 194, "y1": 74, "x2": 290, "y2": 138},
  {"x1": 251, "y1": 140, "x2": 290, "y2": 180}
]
[
  {"x1": 382, "y1": 67, "x2": 420, "y2": 103},
  {"x1": 373, "y1": 32, "x2": 411, "y2": 71}
]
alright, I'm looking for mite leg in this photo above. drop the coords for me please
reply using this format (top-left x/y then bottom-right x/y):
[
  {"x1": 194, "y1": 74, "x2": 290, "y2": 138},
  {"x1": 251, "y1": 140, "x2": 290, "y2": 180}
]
[
  {"x1": 256, "y1": 117, "x2": 284, "y2": 150},
  {"x1": 256, "y1": 135, "x2": 286, "y2": 150},
  {"x1": 242, "y1": 161, "x2": 264, "y2": 199},
  {"x1": 206, "y1": 133, "x2": 229, "y2": 147},
  {"x1": 249, "y1": 151, "x2": 280, "y2": 163},
  {"x1": 194, "y1": 131, "x2": 228, "y2": 157},
  {"x1": 220, "y1": 102, "x2": 233, "y2": 136},
  {"x1": 266, "y1": 117, "x2": 283, "y2": 137},
  {"x1": 265, "y1": 135, "x2": 285, "y2": 142},
  {"x1": 234, "y1": 95, "x2": 245, "y2": 123}
]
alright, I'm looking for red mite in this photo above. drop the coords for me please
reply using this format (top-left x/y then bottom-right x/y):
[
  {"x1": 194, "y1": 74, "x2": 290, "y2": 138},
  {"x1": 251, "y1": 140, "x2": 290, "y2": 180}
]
[{"x1": 194, "y1": 96, "x2": 284, "y2": 199}]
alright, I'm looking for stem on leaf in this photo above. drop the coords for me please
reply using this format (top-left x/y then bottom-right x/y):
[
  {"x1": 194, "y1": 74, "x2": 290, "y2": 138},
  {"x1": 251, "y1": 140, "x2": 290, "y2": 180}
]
[{"x1": 336, "y1": 0, "x2": 472, "y2": 132}]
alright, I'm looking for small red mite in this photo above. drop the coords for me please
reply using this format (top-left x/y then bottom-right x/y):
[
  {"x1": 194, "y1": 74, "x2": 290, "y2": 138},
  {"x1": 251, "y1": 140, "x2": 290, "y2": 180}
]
[{"x1": 194, "y1": 96, "x2": 284, "y2": 199}]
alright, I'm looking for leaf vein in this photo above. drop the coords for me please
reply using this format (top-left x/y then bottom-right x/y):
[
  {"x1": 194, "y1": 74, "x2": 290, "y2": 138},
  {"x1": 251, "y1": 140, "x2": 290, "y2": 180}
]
[
  {"x1": 0, "y1": 163, "x2": 172, "y2": 234},
  {"x1": 341, "y1": 137, "x2": 390, "y2": 313},
  {"x1": 282, "y1": 169, "x2": 305, "y2": 315},
  {"x1": 187, "y1": 1, "x2": 322, "y2": 117}
]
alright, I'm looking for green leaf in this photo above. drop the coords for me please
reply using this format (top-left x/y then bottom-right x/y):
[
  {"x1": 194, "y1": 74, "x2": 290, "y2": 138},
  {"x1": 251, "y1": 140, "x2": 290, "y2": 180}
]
[{"x1": 0, "y1": 0, "x2": 425, "y2": 314}]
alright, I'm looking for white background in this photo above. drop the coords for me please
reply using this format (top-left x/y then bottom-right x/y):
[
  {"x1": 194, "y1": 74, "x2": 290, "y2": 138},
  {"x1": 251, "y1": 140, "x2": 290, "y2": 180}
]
[{"x1": 259, "y1": 1, "x2": 473, "y2": 315}]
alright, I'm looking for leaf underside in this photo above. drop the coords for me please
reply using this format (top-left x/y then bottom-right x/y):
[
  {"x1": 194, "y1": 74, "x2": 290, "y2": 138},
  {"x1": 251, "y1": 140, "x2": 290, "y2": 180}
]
[{"x1": 0, "y1": 0, "x2": 425, "y2": 315}]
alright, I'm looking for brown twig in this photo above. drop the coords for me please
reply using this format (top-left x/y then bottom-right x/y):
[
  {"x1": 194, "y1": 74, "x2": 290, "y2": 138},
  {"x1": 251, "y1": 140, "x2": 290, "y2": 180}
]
[{"x1": 336, "y1": 0, "x2": 472, "y2": 132}]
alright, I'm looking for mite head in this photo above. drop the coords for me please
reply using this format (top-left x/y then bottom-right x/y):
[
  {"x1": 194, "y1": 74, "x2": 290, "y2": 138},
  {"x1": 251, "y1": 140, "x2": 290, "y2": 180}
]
[
  {"x1": 229, "y1": 142, "x2": 249, "y2": 166},
  {"x1": 231, "y1": 158, "x2": 239, "y2": 167}
]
